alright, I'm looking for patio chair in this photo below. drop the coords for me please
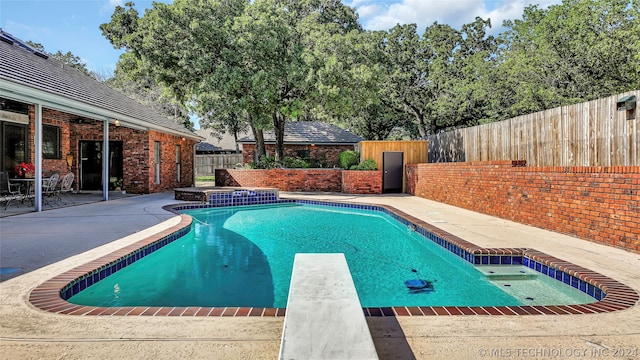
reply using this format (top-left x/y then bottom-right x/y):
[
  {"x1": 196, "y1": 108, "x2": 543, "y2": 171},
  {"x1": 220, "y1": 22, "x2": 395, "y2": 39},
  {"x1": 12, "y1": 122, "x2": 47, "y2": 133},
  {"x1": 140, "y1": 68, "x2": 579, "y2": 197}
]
[
  {"x1": 0, "y1": 171, "x2": 22, "y2": 209},
  {"x1": 42, "y1": 173, "x2": 59, "y2": 206},
  {"x1": 57, "y1": 172, "x2": 75, "y2": 205}
]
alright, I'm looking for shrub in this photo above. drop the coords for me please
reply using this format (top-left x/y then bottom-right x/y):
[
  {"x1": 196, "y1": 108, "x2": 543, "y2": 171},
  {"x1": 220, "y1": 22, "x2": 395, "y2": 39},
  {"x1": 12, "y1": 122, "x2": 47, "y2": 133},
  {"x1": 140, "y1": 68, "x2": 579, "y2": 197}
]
[
  {"x1": 351, "y1": 158, "x2": 378, "y2": 170},
  {"x1": 283, "y1": 156, "x2": 310, "y2": 168},
  {"x1": 253, "y1": 156, "x2": 280, "y2": 169},
  {"x1": 339, "y1": 150, "x2": 360, "y2": 169}
]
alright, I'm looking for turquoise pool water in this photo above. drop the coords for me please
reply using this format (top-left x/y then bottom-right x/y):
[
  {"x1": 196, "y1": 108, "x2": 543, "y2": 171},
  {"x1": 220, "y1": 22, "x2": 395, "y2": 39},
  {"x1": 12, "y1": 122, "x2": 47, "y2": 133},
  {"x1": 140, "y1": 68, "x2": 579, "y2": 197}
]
[{"x1": 68, "y1": 203, "x2": 595, "y2": 308}]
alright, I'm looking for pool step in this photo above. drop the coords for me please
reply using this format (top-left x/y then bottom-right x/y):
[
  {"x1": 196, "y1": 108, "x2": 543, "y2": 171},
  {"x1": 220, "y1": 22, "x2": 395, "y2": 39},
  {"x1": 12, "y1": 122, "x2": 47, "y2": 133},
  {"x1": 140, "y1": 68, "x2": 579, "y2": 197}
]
[
  {"x1": 476, "y1": 265, "x2": 537, "y2": 280},
  {"x1": 279, "y1": 253, "x2": 378, "y2": 360}
]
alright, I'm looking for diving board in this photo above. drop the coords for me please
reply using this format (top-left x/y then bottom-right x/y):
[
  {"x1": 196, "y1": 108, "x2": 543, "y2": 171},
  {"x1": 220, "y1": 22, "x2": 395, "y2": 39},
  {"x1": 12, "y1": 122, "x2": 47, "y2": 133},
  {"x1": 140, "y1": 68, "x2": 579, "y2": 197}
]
[{"x1": 279, "y1": 253, "x2": 378, "y2": 360}]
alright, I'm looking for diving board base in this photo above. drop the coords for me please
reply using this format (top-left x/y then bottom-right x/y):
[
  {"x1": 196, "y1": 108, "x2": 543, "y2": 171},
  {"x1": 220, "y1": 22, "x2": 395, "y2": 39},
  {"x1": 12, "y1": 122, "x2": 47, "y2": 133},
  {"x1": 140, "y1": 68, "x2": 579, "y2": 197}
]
[{"x1": 279, "y1": 253, "x2": 378, "y2": 360}]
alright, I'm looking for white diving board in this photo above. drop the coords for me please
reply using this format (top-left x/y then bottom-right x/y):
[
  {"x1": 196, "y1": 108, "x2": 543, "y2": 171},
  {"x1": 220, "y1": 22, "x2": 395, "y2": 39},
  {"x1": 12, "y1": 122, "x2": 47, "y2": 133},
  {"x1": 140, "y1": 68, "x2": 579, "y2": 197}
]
[{"x1": 279, "y1": 253, "x2": 379, "y2": 360}]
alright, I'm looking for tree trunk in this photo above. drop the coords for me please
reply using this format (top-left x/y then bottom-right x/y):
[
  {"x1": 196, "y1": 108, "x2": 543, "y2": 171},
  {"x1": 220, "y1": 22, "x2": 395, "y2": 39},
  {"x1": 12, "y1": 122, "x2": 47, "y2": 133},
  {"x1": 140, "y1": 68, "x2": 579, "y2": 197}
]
[
  {"x1": 415, "y1": 112, "x2": 428, "y2": 139},
  {"x1": 249, "y1": 119, "x2": 266, "y2": 162},
  {"x1": 273, "y1": 112, "x2": 286, "y2": 161}
]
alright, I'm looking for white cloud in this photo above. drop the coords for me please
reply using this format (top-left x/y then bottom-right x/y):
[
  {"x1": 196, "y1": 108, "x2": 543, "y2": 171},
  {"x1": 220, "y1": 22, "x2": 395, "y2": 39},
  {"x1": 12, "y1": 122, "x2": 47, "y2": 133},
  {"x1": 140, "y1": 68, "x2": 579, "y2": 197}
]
[
  {"x1": 354, "y1": 0, "x2": 562, "y2": 33},
  {"x1": 357, "y1": 4, "x2": 382, "y2": 19}
]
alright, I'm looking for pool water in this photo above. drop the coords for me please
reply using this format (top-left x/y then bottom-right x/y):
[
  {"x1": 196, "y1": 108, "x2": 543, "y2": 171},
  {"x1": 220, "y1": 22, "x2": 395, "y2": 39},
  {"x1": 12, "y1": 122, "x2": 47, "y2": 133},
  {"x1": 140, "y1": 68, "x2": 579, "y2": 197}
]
[{"x1": 68, "y1": 203, "x2": 595, "y2": 308}]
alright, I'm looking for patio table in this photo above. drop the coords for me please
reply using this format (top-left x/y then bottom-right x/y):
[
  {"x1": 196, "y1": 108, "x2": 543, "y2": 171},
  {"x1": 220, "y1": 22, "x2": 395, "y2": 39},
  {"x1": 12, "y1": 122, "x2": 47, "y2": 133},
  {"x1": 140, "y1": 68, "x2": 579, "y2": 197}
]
[{"x1": 9, "y1": 178, "x2": 36, "y2": 204}]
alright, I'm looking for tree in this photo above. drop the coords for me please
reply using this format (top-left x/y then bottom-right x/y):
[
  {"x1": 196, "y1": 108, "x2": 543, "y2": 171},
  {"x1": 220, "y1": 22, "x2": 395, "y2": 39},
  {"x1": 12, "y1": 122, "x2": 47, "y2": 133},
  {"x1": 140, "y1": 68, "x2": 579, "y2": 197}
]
[
  {"x1": 373, "y1": 24, "x2": 433, "y2": 138},
  {"x1": 496, "y1": 0, "x2": 640, "y2": 117},
  {"x1": 102, "y1": 0, "x2": 362, "y2": 161},
  {"x1": 371, "y1": 18, "x2": 497, "y2": 138},
  {"x1": 305, "y1": 28, "x2": 412, "y2": 139},
  {"x1": 427, "y1": 17, "x2": 498, "y2": 128}
]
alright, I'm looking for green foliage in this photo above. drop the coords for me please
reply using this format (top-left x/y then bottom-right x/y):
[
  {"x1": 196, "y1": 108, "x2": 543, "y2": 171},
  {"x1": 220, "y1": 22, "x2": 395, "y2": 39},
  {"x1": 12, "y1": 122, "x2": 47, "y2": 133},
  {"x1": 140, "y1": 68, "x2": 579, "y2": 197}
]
[
  {"x1": 339, "y1": 150, "x2": 360, "y2": 169},
  {"x1": 246, "y1": 155, "x2": 310, "y2": 169},
  {"x1": 252, "y1": 156, "x2": 280, "y2": 169},
  {"x1": 196, "y1": 175, "x2": 215, "y2": 182},
  {"x1": 495, "y1": 0, "x2": 640, "y2": 118},
  {"x1": 350, "y1": 159, "x2": 378, "y2": 170},
  {"x1": 100, "y1": 0, "x2": 640, "y2": 141},
  {"x1": 283, "y1": 156, "x2": 310, "y2": 168}
]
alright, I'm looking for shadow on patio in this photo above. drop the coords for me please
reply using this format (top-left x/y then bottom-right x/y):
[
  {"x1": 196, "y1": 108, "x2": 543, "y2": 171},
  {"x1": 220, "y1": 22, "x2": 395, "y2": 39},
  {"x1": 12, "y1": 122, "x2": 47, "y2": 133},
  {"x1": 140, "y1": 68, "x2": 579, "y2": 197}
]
[{"x1": 0, "y1": 191, "x2": 138, "y2": 218}]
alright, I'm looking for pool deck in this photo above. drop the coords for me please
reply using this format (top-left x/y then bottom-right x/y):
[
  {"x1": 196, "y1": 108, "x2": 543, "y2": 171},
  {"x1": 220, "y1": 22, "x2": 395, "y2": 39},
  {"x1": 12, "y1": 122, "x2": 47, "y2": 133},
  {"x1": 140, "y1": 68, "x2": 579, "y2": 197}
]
[{"x1": 1, "y1": 191, "x2": 639, "y2": 359}]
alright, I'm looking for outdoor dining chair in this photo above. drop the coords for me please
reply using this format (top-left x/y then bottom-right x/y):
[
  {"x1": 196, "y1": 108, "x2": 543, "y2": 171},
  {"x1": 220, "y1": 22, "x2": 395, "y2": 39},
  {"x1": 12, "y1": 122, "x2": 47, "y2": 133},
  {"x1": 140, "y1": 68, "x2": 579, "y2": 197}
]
[
  {"x1": 0, "y1": 171, "x2": 22, "y2": 209},
  {"x1": 42, "y1": 173, "x2": 60, "y2": 206},
  {"x1": 57, "y1": 172, "x2": 75, "y2": 205}
]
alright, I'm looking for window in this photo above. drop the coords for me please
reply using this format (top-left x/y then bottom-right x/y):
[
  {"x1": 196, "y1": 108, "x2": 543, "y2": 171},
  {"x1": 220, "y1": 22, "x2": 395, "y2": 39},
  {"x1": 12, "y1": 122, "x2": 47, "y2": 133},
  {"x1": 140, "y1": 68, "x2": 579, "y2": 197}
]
[
  {"x1": 1, "y1": 121, "x2": 28, "y2": 172},
  {"x1": 154, "y1": 141, "x2": 161, "y2": 184},
  {"x1": 176, "y1": 145, "x2": 181, "y2": 182},
  {"x1": 295, "y1": 149, "x2": 310, "y2": 160},
  {"x1": 42, "y1": 125, "x2": 60, "y2": 159}
]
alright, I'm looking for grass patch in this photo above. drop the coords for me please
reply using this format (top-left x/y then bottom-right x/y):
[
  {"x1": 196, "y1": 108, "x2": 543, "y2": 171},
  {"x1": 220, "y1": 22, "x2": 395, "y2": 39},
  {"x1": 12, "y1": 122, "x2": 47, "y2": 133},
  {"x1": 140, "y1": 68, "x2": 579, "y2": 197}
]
[{"x1": 196, "y1": 175, "x2": 215, "y2": 182}]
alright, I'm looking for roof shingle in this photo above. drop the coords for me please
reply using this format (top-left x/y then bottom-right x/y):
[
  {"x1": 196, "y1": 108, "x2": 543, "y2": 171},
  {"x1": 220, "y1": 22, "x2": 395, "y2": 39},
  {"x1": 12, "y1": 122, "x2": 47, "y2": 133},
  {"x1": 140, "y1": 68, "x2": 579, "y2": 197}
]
[
  {"x1": 0, "y1": 31, "x2": 197, "y2": 138},
  {"x1": 237, "y1": 121, "x2": 362, "y2": 144}
]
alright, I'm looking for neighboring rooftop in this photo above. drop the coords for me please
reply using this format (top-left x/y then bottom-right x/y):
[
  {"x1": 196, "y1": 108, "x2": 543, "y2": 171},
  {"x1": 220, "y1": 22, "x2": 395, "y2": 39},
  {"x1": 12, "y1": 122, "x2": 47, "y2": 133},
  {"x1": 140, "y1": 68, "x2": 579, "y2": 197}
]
[
  {"x1": 0, "y1": 30, "x2": 199, "y2": 140},
  {"x1": 195, "y1": 128, "x2": 247, "y2": 153},
  {"x1": 195, "y1": 142, "x2": 223, "y2": 153},
  {"x1": 237, "y1": 121, "x2": 363, "y2": 145}
]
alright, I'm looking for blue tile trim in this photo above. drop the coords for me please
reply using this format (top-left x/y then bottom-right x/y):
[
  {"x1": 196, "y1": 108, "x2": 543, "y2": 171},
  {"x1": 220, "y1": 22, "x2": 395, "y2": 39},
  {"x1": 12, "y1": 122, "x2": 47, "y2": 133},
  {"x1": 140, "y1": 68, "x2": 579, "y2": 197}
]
[
  {"x1": 60, "y1": 225, "x2": 191, "y2": 300},
  {"x1": 282, "y1": 200, "x2": 601, "y2": 301},
  {"x1": 64, "y1": 198, "x2": 604, "y2": 303},
  {"x1": 522, "y1": 257, "x2": 605, "y2": 301}
]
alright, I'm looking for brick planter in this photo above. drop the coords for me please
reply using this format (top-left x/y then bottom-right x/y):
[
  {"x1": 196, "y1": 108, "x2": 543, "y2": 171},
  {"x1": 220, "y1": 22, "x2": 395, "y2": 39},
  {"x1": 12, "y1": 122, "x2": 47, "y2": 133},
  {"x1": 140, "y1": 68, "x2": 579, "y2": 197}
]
[
  {"x1": 215, "y1": 168, "x2": 383, "y2": 194},
  {"x1": 342, "y1": 170, "x2": 382, "y2": 194},
  {"x1": 216, "y1": 169, "x2": 342, "y2": 192}
]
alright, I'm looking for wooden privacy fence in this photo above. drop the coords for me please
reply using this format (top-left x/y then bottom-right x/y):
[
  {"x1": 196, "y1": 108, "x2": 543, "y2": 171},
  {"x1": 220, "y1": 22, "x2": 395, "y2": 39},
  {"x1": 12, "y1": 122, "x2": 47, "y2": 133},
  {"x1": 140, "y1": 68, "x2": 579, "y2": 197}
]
[
  {"x1": 195, "y1": 154, "x2": 243, "y2": 176},
  {"x1": 356, "y1": 140, "x2": 429, "y2": 168},
  {"x1": 428, "y1": 90, "x2": 639, "y2": 167}
]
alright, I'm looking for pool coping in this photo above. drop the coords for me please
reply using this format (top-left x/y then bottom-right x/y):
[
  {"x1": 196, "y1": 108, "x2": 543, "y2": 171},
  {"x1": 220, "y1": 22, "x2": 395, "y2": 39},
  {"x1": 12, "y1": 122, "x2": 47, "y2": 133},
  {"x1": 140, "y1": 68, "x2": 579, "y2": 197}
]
[{"x1": 28, "y1": 200, "x2": 639, "y2": 317}]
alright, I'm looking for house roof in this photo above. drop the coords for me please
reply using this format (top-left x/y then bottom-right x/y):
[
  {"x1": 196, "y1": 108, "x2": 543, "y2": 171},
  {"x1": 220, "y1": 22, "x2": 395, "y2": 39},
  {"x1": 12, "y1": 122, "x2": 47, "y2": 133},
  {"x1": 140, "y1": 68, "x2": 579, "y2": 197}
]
[
  {"x1": 0, "y1": 30, "x2": 201, "y2": 140},
  {"x1": 195, "y1": 142, "x2": 222, "y2": 152},
  {"x1": 237, "y1": 121, "x2": 362, "y2": 145},
  {"x1": 195, "y1": 128, "x2": 247, "y2": 152}
]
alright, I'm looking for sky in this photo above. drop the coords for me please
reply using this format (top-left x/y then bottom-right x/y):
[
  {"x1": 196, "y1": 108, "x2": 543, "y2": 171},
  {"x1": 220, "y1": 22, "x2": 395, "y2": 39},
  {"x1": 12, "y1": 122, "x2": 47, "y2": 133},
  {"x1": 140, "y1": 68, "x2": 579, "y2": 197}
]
[{"x1": 1, "y1": 0, "x2": 561, "y2": 77}]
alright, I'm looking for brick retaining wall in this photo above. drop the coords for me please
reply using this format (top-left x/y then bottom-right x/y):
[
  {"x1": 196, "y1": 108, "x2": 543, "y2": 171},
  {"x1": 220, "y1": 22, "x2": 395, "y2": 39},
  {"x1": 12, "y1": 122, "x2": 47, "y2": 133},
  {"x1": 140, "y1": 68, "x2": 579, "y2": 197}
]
[
  {"x1": 406, "y1": 161, "x2": 640, "y2": 253},
  {"x1": 216, "y1": 169, "x2": 343, "y2": 192},
  {"x1": 215, "y1": 169, "x2": 382, "y2": 194},
  {"x1": 342, "y1": 170, "x2": 382, "y2": 194}
]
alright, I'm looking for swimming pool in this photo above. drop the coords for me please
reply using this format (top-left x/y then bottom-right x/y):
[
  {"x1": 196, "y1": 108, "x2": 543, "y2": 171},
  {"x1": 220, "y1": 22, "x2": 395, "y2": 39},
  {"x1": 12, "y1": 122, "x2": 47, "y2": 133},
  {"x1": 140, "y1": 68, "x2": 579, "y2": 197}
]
[{"x1": 67, "y1": 202, "x2": 596, "y2": 308}]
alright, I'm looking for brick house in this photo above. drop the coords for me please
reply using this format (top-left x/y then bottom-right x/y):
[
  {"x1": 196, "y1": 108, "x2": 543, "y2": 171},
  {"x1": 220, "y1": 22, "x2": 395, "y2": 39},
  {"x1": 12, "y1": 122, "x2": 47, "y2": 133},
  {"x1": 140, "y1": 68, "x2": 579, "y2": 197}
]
[
  {"x1": 0, "y1": 31, "x2": 202, "y2": 211},
  {"x1": 237, "y1": 121, "x2": 363, "y2": 167}
]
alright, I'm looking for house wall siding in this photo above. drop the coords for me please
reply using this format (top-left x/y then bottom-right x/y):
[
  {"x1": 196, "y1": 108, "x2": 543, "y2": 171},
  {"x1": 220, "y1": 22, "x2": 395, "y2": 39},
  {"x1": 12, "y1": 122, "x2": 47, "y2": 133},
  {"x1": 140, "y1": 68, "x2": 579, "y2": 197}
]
[
  {"x1": 406, "y1": 161, "x2": 640, "y2": 253},
  {"x1": 28, "y1": 108, "x2": 74, "y2": 177},
  {"x1": 148, "y1": 130, "x2": 196, "y2": 193},
  {"x1": 26, "y1": 107, "x2": 195, "y2": 194}
]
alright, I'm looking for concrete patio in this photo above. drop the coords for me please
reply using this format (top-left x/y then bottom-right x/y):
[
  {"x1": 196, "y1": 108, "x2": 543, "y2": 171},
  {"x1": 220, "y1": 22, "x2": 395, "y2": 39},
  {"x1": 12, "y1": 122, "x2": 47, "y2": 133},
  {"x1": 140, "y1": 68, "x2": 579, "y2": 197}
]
[{"x1": 0, "y1": 191, "x2": 638, "y2": 359}]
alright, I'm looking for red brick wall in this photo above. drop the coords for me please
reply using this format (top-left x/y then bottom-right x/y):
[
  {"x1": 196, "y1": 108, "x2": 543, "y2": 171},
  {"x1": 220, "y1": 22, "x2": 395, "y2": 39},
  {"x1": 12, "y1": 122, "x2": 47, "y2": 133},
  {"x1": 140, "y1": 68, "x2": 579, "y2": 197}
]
[
  {"x1": 241, "y1": 144, "x2": 354, "y2": 166},
  {"x1": 25, "y1": 108, "x2": 74, "y2": 177},
  {"x1": 215, "y1": 168, "x2": 383, "y2": 194},
  {"x1": 342, "y1": 170, "x2": 382, "y2": 194},
  {"x1": 148, "y1": 130, "x2": 196, "y2": 193},
  {"x1": 406, "y1": 161, "x2": 640, "y2": 253},
  {"x1": 24, "y1": 107, "x2": 195, "y2": 194},
  {"x1": 216, "y1": 168, "x2": 343, "y2": 192}
]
